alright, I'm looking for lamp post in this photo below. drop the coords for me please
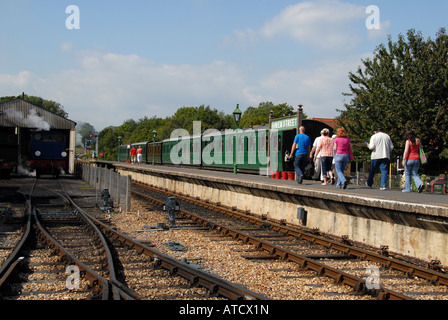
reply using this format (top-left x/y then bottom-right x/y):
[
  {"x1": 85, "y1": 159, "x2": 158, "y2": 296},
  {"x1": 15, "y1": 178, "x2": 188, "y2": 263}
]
[
  {"x1": 95, "y1": 131, "x2": 99, "y2": 160},
  {"x1": 232, "y1": 104, "x2": 242, "y2": 174},
  {"x1": 152, "y1": 129, "x2": 157, "y2": 166},
  {"x1": 297, "y1": 104, "x2": 303, "y2": 133},
  {"x1": 117, "y1": 136, "x2": 122, "y2": 161},
  {"x1": 233, "y1": 104, "x2": 242, "y2": 129}
]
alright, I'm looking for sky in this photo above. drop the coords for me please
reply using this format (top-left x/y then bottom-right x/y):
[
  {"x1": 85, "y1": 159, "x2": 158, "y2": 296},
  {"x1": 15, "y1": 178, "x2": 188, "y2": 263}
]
[{"x1": 0, "y1": 0, "x2": 447, "y2": 131}]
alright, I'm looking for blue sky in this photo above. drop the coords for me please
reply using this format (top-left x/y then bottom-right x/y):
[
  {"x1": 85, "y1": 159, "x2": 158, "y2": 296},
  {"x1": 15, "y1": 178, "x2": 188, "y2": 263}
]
[{"x1": 0, "y1": 0, "x2": 447, "y2": 131}]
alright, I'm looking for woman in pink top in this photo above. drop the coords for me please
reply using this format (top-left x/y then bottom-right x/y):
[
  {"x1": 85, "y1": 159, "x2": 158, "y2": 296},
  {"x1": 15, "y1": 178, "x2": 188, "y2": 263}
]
[
  {"x1": 402, "y1": 130, "x2": 424, "y2": 193},
  {"x1": 333, "y1": 127, "x2": 353, "y2": 189},
  {"x1": 314, "y1": 128, "x2": 334, "y2": 185}
]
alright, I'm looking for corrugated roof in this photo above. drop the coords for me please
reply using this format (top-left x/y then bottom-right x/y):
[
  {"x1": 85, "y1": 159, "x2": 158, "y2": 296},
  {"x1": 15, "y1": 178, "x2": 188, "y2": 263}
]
[{"x1": 0, "y1": 98, "x2": 76, "y2": 130}]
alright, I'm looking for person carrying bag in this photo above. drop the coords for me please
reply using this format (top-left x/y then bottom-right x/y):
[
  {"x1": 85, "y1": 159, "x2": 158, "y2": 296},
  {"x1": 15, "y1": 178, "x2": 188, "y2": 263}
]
[{"x1": 402, "y1": 130, "x2": 425, "y2": 193}]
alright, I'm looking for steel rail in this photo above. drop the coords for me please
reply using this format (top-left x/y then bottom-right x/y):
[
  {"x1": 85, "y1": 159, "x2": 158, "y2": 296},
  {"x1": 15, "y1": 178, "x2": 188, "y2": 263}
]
[
  {"x1": 139, "y1": 180, "x2": 448, "y2": 287},
  {"x1": 30, "y1": 179, "x2": 112, "y2": 300},
  {"x1": 80, "y1": 204, "x2": 269, "y2": 300},
  {"x1": 0, "y1": 179, "x2": 134, "y2": 301},
  {"x1": 0, "y1": 197, "x2": 31, "y2": 290},
  {"x1": 55, "y1": 180, "x2": 139, "y2": 300},
  {"x1": 132, "y1": 182, "x2": 419, "y2": 300},
  {"x1": 54, "y1": 180, "x2": 128, "y2": 300},
  {"x1": 32, "y1": 207, "x2": 111, "y2": 300}
]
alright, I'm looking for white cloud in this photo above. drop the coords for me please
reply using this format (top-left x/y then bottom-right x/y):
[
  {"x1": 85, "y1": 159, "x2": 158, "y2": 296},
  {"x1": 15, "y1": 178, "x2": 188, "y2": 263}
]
[
  {"x1": 0, "y1": 46, "x2": 371, "y2": 131},
  {"x1": 225, "y1": 0, "x2": 389, "y2": 51},
  {"x1": 0, "y1": 50, "x2": 257, "y2": 130},
  {"x1": 253, "y1": 54, "x2": 370, "y2": 117},
  {"x1": 0, "y1": 71, "x2": 36, "y2": 89}
]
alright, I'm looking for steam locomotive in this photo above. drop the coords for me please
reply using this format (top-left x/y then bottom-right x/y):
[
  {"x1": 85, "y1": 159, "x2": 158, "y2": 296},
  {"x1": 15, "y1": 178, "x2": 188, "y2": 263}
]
[{"x1": 29, "y1": 130, "x2": 69, "y2": 178}]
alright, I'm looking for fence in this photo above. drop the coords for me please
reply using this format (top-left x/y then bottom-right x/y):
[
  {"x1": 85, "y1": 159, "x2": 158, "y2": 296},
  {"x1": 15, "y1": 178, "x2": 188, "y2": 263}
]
[
  {"x1": 78, "y1": 163, "x2": 131, "y2": 212},
  {"x1": 348, "y1": 161, "x2": 445, "y2": 192}
]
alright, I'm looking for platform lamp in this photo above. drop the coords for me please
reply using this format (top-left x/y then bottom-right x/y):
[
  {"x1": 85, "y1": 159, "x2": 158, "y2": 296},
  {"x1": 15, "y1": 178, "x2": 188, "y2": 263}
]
[
  {"x1": 117, "y1": 136, "x2": 122, "y2": 161},
  {"x1": 152, "y1": 129, "x2": 157, "y2": 166},
  {"x1": 232, "y1": 104, "x2": 242, "y2": 129},
  {"x1": 232, "y1": 104, "x2": 242, "y2": 174}
]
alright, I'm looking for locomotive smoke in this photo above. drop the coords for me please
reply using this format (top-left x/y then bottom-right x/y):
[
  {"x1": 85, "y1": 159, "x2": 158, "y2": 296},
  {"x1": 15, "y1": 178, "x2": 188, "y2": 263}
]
[
  {"x1": 5, "y1": 108, "x2": 51, "y2": 131},
  {"x1": 22, "y1": 109, "x2": 51, "y2": 131}
]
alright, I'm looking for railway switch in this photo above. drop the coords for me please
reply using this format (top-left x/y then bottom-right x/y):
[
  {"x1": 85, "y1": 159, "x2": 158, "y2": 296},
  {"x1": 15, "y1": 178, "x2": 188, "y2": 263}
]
[
  {"x1": 163, "y1": 196, "x2": 180, "y2": 228},
  {"x1": 100, "y1": 189, "x2": 113, "y2": 212}
]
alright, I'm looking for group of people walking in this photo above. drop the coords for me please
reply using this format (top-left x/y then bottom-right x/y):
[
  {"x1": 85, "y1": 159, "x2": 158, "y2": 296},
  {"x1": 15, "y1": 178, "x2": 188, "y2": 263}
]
[{"x1": 290, "y1": 125, "x2": 425, "y2": 193}]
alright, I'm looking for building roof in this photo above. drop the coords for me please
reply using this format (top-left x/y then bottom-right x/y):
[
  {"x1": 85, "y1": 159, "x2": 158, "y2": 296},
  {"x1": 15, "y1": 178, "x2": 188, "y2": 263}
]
[
  {"x1": 0, "y1": 98, "x2": 76, "y2": 130},
  {"x1": 307, "y1": 118, "x2": 338, "y2": 129}
]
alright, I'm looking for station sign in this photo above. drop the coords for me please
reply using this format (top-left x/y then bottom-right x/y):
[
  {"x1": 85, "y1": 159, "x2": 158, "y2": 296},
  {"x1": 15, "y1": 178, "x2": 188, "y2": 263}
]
[{"x1": 270, "y1": 116, "x2": 297, "y2": 131}]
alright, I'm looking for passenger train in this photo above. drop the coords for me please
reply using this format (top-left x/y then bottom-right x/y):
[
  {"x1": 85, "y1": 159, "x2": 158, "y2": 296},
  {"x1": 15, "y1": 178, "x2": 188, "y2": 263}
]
[{"x1": 117, "y1": 119, "x2": 334, "y2": 178}]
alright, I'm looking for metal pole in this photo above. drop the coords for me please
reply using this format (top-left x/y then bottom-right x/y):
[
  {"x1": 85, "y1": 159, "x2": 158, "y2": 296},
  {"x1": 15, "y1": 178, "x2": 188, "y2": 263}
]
[
  {"x1": 153, "y1": 140, "x2": 155, "y2": 166},
  {"x1": 95, "y1": 131, "x2": 99, "y2": 160},
  {"x1": 297, "y1": 104, "x2": 303, "y2": 133}
]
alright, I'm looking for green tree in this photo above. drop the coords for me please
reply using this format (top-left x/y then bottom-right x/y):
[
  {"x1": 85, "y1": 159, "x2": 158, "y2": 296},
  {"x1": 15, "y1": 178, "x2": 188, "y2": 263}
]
[
  {"x1": 98, "y1": 126, "x2": 120, "y2": 161},
  {"x1": 240, "y1": 102, "x2": 298, "y2": 128},
  {"x1": 130, "y1": 116, "x2": 165, "y2": 142},
  {"x1": 160, "y1": 105, "x2": 233, "y2": 138},
  {"x1": 338, "y1": 28, "x2": 448, "y2": 161}
]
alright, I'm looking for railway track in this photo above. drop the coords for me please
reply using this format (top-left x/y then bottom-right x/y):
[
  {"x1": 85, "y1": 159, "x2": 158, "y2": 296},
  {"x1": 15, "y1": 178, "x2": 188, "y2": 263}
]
[
  {"x1": 0, "y1": 177, "x2": 267, "y2": 301},
  {"x1": 131, "y1": 181, "x2": 448, "y2": 300},
  {"x1": 0, "y1": 178, "x2": 112, "y2": 300}
]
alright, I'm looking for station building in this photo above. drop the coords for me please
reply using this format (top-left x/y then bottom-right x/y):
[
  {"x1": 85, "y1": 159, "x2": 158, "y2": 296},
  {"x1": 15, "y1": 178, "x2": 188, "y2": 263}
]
[{"x1": 0, "y1": 97, "x2": 77, "y2": 175}]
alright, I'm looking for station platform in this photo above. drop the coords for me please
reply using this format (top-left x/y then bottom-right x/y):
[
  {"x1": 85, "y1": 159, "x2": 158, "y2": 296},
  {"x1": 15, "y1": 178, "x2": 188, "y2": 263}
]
[
  {"x1": 179, "y1": 165, "x2": 447, "y2": 206},
  {"x1": 91, "y1": 160, "x2": 448, "y2": 265},
  {"x1": 105, "y1": 161, "x2": 448, "y2": 210}
]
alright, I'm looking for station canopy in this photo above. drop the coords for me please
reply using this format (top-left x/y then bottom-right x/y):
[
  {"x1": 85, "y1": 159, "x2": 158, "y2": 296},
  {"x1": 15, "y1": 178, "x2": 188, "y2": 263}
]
[{"x1": 0, "y1": 98, "x2": 76, "y2": 130}]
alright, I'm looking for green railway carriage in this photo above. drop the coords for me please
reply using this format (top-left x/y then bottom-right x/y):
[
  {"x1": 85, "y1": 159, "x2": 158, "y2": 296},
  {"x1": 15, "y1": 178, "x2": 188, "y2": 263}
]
[
  {"x1": 201, "y1": 126, "x2": 269, "y2": 173},
  {"x1": 117, "y1": 144, "x2": 130, "y2": 162},
  {"x1": 201, "y1": 130, "x2": 225, "y2": 169},
  {"x1": 117, "y1": 142, "x2": 148, "y2": 163},
  {"x1": 147, "y1": 141, "x2": 163, "y2": 165},
  {"x1": 115, "y1": 119, "x2": 332, "y2": 179},
  {"x1": 234, "y1": 126, "x2": 269, "y2": 172},
  {"x1": 161, "y1": 135, "x2": 201, "y2": 166}
]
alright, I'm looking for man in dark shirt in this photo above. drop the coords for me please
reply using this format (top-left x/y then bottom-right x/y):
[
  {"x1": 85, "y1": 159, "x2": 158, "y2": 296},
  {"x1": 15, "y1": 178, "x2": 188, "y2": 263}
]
[{"x1": 290, "y1": 126, "x2": 311, "y2": 184}]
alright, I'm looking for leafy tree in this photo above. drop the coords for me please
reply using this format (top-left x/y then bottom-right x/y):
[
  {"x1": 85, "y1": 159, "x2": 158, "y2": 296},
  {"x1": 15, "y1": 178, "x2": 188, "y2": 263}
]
[
  {"x1": 240, "y1": 102, "x2": 299, "y2": 127},
  {"x1": 129, "y1": 116, "x2": 165, "y2": 142},
  {"x1": 160, "y1": 105, "x2": 234, "y2": 138},
  {"x1": 98, "y1": 126, "x2": 120, "y2": 161},
  {"x1": 338, "y1": 28, "x2": 448, "y2": 162}
]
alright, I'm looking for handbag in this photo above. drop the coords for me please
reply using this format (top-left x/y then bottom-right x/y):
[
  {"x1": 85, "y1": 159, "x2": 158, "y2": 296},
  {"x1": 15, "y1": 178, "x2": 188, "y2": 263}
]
[{"x1": 418, "y1": 139, "x2": 427, "y2": 165}]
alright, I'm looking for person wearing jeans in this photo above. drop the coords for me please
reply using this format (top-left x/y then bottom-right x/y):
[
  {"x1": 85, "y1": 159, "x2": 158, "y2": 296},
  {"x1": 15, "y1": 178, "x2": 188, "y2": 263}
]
[
  {"x1": 334, "y1": 127, "x2": 353, "y2": 189},
  {"x1": 290, "y1": 126, "x2": 311, "y2": 184},
  {"x1": 402, "y1": 130, "x2": 424, "y2": 193},
  {"x1": 366, "y1": 126, "x2": 394, "y2": 190},
  {"x1": 313, "y1": 128, "x2": 334, "y2": 185},
  {"x1": 366, "y1": 158, "x2": 390, "y2": 190}
]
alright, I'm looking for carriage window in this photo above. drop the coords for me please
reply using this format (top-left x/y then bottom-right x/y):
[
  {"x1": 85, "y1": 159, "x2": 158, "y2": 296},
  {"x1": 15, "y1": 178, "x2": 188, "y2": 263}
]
[{"x1": 249, "y1": 136, "x2": 256, "y2": 152}]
